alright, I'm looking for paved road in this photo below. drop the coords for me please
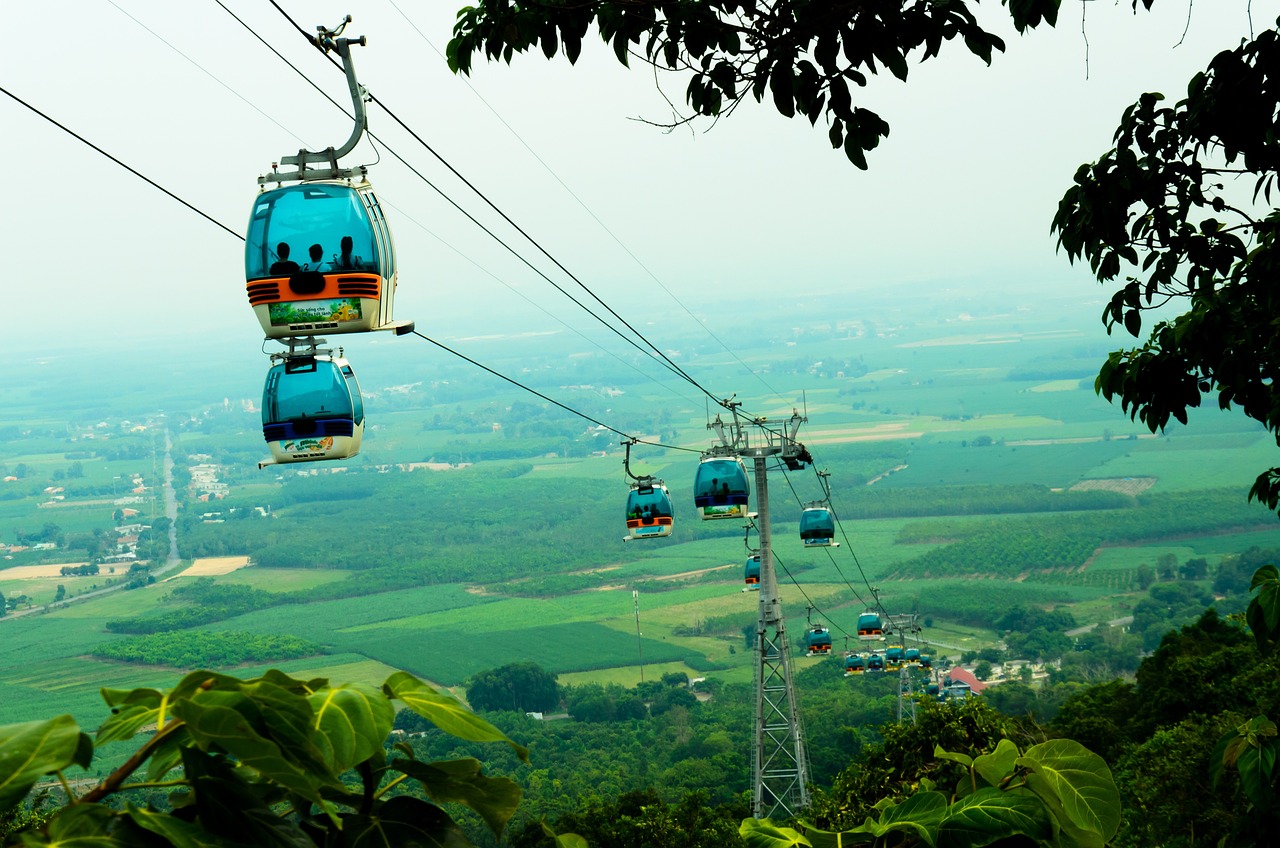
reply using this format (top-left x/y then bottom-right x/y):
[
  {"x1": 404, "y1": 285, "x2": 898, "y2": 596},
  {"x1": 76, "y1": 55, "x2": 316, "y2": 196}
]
[{"x1": 1, "y1": 429, "x2": 181, "y2": 621}]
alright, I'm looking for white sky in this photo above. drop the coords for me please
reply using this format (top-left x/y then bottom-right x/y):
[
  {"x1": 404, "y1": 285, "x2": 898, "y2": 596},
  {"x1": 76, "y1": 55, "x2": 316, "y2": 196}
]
[{"x1": 4, "y1": 1, "x2": 1274, "y2": 361}]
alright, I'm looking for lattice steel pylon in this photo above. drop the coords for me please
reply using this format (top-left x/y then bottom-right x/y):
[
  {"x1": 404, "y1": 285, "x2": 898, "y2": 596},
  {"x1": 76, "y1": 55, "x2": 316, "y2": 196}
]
[{"x1": 723, "y1": 411, "x2": 811, "y2": 820}]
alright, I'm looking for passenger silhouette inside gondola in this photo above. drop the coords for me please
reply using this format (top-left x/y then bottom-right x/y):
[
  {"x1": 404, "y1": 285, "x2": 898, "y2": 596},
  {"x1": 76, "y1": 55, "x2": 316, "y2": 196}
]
[
  {"x1": 307, "y1": 243, "x2": 326, "y2": 271},
  {"x1": 269, "y1": 242, "x2": 300, "y2": 275},
  {"x1": 336, "y1": 235, "x2": 363, "y2": 270}
]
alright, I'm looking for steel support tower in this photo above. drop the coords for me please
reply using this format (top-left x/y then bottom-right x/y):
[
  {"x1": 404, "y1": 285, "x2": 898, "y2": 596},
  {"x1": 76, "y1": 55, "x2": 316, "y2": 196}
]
[{"x1": 716, "y1": 409, "x2": 810, "y2": 820}]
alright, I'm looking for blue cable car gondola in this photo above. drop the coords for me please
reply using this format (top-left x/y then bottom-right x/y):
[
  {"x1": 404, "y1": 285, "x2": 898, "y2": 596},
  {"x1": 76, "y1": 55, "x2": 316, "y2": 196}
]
[
  {"x1": 885, "y1": 645, "x2": 905, "y2": 670},
  {"x1": 866, "y1": 653, "x2": 885, "y2": 673},
  {"x1": 905, "y1": 647, "x2": 922, "y2": 666},
  {"x1": 245, "y1": 19, "x2": 411, "y2": 342},
  {"x1": 804, "y1": 626, "x2": 833, "y2": 656},
  {"x1": 919, "y1": 654, "x2": 933, "y2": 670},
  {"x1": 857, "y1": 611, "x2": 884, "y2": 640},
  {"x1": 843, "y1": 653, "x2": 866, "y2": 676},
  {"x1": 259, "y1": 345, "x2": 363, "y2": 467},
  {"x1": 625, "y1": 478, "x2": 673, "y2": 540},
  {"x1": 246, "y1": 181, "x2": 400, "y2": 339},
  {"x1": 743, "y1": 554, "x2": 761, "y2": 590},
  {"x1": 693, "y1": 456, "x2": 749, "y2": 520},
  {"x1": 799, "y1": 506, "x2": 836, "y2": 547}
]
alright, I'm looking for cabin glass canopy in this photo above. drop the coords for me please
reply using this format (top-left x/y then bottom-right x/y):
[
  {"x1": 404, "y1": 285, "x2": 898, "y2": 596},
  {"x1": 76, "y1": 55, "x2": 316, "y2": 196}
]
[
  {"x1": 246, "y1": 184, "x2": 383, "y2": 279},
  {"x1": 262, "y1": 359, "x2": 355, "y2": 425}
]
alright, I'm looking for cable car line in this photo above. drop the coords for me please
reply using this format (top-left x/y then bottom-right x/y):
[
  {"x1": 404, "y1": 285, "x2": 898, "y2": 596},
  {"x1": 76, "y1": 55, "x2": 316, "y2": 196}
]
[
  {"x1": 775, "y1": 462, "x2": 891, "y2": 622},
  {"x1": 381, "y1": 0, "x2": 790, "y2": 408},
  {"x1": 222, "y1": 1, "x2": 699, "y2": 392},
  {"x1": 0, "y1": 85, "x2": 243, "y2": 242},
  {"x1": 92, "y1": 0, "x2": 695, "y2": 412},
  {"x1": 381, "y1": 197, "x2": 706, "y2": 408},
  {"x1": 1, "y1": 80, "x2": 703, "y2": 464},
  {"x1": 771, "y1": 550, "x2": 854, "y2": 642},
  {"x1": 409, "y1": 330, "x2": 702, "y2": 452},
  {"x1": 106, "y1": 0, "x2": 311, "y2": 151},
  {"x1": 260, "y1": 1, "x2": 733, "y2": 411}
]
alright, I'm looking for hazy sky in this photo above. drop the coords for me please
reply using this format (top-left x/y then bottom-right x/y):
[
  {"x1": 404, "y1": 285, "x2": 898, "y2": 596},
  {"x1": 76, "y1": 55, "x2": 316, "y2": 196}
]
[{"x1": 5, "y1": 1, "x2": 1273, "y2": 365}]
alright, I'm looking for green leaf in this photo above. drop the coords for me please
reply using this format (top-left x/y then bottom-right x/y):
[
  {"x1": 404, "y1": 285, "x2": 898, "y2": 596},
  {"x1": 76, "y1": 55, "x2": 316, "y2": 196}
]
[
  {"x1": 329, "y1": 795, "x2": 470, "y2": 848},
  {"x1": 180, "y1": 748, "x2": 315, "y2": 848},
  {"x1": 1017, "y1": 739, "x2": 1121, "y2": 845},
  {"x1": 0, "y1": 715, "x2": 84, "y2": 813},
  {"x1": 97, "y1": 688, "x2": 164, "y2": 747},
  {"x1": 124, "y1": 803, "x2": 235, "y2": 848},
  {"x1": 973, "y1": 739, "x2": 1020, "y2": 787},
  {"x1": 382, "y1": 672, "x2": 528, "y2": 762},
  {"x1": 739, "y1": 818, "x2": 813, "y2": 848},
  {"x1": 937, "y1": 787, "x2": 1052, "y2": 848},
  {"x1": 172, "y1": 699, "x2": 333, "y2": 802},
  {"x1": 933, "y1": 746, "x2": 973, "y2": 768},
  {"x1": 390, "y1": 757, "x2": 521, "y2": 839},
  {"x1": 21, "y1": 802, "x2": 120, "y2": 846},
  {"x1": 308, "y1": 683, "x2": 394, "y2": 774},
  {"x1": 540, "y1": 822, "x2": 591, "y2": 848}
]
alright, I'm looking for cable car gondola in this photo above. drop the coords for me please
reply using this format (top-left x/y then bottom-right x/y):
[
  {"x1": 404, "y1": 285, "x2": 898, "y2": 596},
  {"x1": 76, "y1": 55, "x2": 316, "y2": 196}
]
[
  {"x1": 244, "y1": 18, "x2": 411, "y2": 341},
  {"x1": 743, "y1": 554, "x2": 761, "y2": 590},
  {"x1": 843, "y1": 653, "x2": 866, "y2": 676},
  {"x1": 885, "y1": 645, "x2": 905, "y2": 671},
  {"x1": 866, "y1": 653, "x2": 885, "y2": 673},
  {"x1": 693, "y1": 455, "x2": 750, "y2": 520},
  {"x1": 905, "y1": 647, "x2": 921, "y2": 666},
  {"x1": 857, "y1": 611, "x2": 884, "y2": 640},
  {"x1": 246, "y1": 181, "x2": 401, "y2": 338},
  {"x1": 624, "y1": 477, "x2": 673, "y2": 540},
  {"x1": 804, "y1": 626, "x2": 832, "y2": 656},
  {"x1": 919, "y1": 654, "x2": 933, "y2": 670},
  {"x1": 259, "y1": 341, "x2": 363, "y2": 467},
  {"x1": 799, "y1": 506, "x2": 837, "y2": 547}
]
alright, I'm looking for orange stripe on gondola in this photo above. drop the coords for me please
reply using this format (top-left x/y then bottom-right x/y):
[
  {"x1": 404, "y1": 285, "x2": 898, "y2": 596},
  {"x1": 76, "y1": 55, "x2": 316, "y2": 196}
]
[
  {"x1": 246, "y1": 273, "x2": 382, "y2": 305},
  {"x1": 626, "y1": 517, "x2": 675, "y2": 528}
]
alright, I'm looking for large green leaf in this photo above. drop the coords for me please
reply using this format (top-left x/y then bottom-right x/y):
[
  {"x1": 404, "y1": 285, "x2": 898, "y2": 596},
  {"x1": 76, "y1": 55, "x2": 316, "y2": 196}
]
[
  {"x1": 382, "y1": 672, "x2": 528, "y2": 762},
  {"x1": 738, "y1": 818, "x2": 813, "y2": 848},
  {"x1": 972, "y1": 739, "x2": 1019, "y2": 789},
  {"x1": 1017, "y1": 739, "x2": 1121, "y2": 846},
  {"x1": 172, "y1": 698, "x2": 332, "y2": 801},
  {"x1": 124, "y1": 804, "x2": 236, "y2": 848},
  {"x1": 390, "y1": 757, "x2": 521, "y2": 838},
  {"x1": 18, "y1": 803, "x2": 120, "y2": 847},
  {"x1": 326, "y1": 795, "x2": 471, "y2": 848},
  {"x1": 823, "y1": 792, "x2": 948, "y2": 845},
  {"x1": 870, "y1": 790, "x2": 947, "y2": 844},
  {"x1": 0, "y1": 715, "x2": 84, "y2": 813},
  {"x1": 308, "y1": 683, "x2": 394, "y2": 774},
  {"x1": 539, "y1": 823, "x2": 590, "y2": 848},
  {"x1": 937, "y1": 788, "x2": 1052, "y2": 848},
  {"x1": 96, "y1": 688, "x2": 164, "y2": 746},
  {"x1": 235, "y1": 679, "x2": 331, "y2": 777},
  {"x1": 180, "y1": 748, "x2": 315, "y2": 848},
  {"x1": 1248, "y1": 564, "x2": 1280, "y2": 652}
]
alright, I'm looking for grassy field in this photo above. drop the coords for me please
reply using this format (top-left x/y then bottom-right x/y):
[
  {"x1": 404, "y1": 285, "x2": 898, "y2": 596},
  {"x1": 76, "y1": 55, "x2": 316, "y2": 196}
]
[{"x1": 8, "y1": 299, "x2": 1280, "y2": 724}]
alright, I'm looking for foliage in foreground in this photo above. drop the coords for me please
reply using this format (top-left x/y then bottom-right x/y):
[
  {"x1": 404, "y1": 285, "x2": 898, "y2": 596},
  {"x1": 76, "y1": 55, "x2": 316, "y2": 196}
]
[
  {"x1": 743, "y1": 737, "x2": 1119, "y2": 848},
  {"x1": 446, "y1": 0, "x2": 1111, "y2": 168},
  {"x1": 0, "y1": 669, "x2": 534, "y2": 846}
]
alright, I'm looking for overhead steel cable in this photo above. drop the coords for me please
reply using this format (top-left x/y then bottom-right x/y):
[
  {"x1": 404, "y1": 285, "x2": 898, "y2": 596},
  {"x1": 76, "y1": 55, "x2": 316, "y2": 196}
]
[
  {"x1": 771, "y1": 550, "x2": 854, "y2": 641},
  {"x1": 225, "y1": 0, "x2": 699, "y2": 392},
  {"x1": 409, "y1": 330, "x2": 701, "y2": 452},
  {"x1": 105, "y1": 0, "x2": 311, "y2": 149},
  {"x1": 1, "y1": 81, "x2": 704, "y2": 457},
  {"x1": 777, "y1": 462, "x2": 890, "y2": 621},
  {"x1": 382, "y1": 0, "x2": 790, "y2": 406},
  {"x1": 382, "y1": 198, "x2": 705, "y2": 408},
  {"x1": 0, "y1": 85, "x2": 243, "y2": 241},
  {"x1": 261, "y1": 0, "x2": 734, "y2": 411}
]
